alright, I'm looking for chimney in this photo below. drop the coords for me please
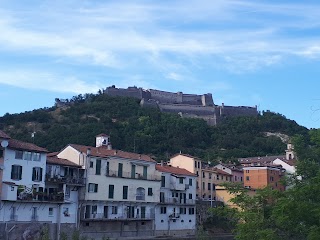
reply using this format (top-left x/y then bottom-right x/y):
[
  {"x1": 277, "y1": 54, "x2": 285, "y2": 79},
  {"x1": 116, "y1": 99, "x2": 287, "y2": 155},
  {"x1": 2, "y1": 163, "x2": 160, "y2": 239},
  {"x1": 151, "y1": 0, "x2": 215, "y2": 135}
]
[
  {"x1": 107, "y1": 144, "x2": 112, "y2": 150},
  {"x1": 161, "y1": 160, "x2": 164, "y2": 166},
  {"x1": 114, "y1": 150, "x2": 117, "y2": 155},
  {"x1": 86, "y1": 148, "x2": 91, "y2": 156}
]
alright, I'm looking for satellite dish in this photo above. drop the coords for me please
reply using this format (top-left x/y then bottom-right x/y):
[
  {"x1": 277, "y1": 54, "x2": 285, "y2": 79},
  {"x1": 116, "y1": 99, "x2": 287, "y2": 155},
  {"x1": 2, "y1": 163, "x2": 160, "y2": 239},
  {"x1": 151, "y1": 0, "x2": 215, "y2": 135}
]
[{"x1": 1, "y1": 140, "x2": 8, "y2": 148}]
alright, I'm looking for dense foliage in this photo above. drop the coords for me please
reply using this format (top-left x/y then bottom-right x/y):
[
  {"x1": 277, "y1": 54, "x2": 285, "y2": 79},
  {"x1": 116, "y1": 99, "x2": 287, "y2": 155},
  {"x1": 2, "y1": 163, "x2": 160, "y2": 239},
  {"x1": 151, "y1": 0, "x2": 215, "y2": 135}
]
[
  {"x1": 208, "y1": 129, "x2": 320, "y2": 240},
  {"x1": 0, "y1": 92, "x2": 307, "y2": 161}
]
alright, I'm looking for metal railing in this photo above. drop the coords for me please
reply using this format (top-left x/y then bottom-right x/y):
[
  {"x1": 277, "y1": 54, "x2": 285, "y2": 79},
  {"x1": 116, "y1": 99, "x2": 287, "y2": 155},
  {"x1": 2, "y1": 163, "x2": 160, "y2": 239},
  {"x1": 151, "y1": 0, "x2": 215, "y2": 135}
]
[
  {"x1": 105, "y1": 170, "x2": 161, "y2": 181},
  {"x1": 82, "y1": 212, "x2": 155, "y2": 221},
  {"x1": 160, "y1": 197, "x2": 196, "y2": 205},
  {"x1": 45, "y1": 175, "x2": 86, "y2": 185},
  {"x1": 18, "y1": 191, "x2": 65, "y2": 202}
]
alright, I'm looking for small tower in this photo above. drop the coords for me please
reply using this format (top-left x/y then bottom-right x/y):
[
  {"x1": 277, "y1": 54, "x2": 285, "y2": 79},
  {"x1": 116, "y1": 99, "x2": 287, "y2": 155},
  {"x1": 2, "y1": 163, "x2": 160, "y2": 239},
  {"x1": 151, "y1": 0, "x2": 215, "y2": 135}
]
[
  {"x1": 96, "y1": 133, "x2": 112, "y2": 149},
  {"x1": 286, "y1": 143, "x2": 295, "y2": 160}
]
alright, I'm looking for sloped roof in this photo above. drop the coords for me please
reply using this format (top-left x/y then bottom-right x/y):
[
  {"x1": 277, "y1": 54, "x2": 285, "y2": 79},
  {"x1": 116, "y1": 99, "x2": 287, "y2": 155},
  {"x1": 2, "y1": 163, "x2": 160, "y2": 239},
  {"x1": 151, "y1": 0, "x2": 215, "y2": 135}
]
[
  {"x1": 0, "y1": 130, "x2": 11, "y2": 139},
  {"x1": 47, "y1": 156, "x2": 81, "y2": 167},
  {"x1": 156, "y1": 164, "x2": 196, "y2": 177},
  {"x1": 213, "y1": 168, "x2": 232, "y2": 176},
  {"x1": 238, "y1": 155, "x2": 286, "y2": 164},
  {"x1": 8, "y1": 139, "x2": 48, "y2": 153},
  {"x1": 69, "y1": 144, "x2": 156, "y2": 163}
]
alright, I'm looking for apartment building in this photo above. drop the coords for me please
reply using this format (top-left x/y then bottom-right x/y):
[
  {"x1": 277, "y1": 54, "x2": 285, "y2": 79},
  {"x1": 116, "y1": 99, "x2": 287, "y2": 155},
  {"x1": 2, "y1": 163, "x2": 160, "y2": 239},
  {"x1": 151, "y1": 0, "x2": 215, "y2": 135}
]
[
  {"x1": 214, "y1": 163, "x2": 243, "y2": 183},
  {"x1": 243, "y1": 166, "x2": 285, "y2": 191},
  {"x1": 155, "y1": 164, "x2": 196, "y2": 236},
  {"x1": 170, "y1": 153, "x2": 232, "y2": 200},
  {"x1": 57, "y1": 134, "x2": 162, "y2": 238}
]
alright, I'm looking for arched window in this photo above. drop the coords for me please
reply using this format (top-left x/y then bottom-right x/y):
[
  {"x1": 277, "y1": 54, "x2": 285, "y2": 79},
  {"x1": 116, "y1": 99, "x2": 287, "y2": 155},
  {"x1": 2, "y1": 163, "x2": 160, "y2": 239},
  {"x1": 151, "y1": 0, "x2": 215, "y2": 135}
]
[{"x1": 136, "y1": 187, "x2": 145, "y2": 200}]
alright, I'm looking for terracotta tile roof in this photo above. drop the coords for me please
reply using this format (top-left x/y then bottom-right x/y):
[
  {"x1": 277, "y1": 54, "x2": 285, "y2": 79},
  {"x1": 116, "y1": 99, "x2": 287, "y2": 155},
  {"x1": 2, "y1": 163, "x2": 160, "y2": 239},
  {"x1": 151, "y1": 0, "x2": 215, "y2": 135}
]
[
  {"x1": 238, "y1": 155, "x2": 286, "y2": 164},
  {"x1": 69, "y1": 144, "x2": 156, "y2": 163},
  {"x1": 0, "y1": 130, "x2": 11, "y2": 139},
  {"x1": 47, "y1": 152, "x2": 59, "y2": 157},
  {"x1": 156, "y1": 164, "x2": 196, "y2": 177},
  {"x1": 96, "y1": 133, "x2": 109, "y2": 137},
  {"x1": 214, "y1": 168, "x2": 232, "y2": 176},
  {"x1": 47, "y1": 156, "x2": 81, "y2": 167},
  {"x1": 8, "y1": 139, "x2": 48, "y2": 153}
]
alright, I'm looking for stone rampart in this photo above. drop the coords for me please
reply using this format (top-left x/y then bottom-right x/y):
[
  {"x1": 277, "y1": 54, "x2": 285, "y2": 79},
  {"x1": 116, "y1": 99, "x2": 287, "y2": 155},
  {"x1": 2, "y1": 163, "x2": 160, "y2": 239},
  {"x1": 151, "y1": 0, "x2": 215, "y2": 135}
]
[{"x1": 158, "y1": 103, "x2": 215, "y2": 116}]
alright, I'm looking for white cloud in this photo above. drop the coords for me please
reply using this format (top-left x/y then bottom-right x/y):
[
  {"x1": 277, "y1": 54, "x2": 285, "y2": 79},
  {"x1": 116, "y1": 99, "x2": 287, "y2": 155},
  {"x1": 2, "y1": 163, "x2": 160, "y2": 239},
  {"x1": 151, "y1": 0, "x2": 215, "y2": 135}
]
[{"x1": 0, "y1": 70, "x2": 103, "y2": 94}]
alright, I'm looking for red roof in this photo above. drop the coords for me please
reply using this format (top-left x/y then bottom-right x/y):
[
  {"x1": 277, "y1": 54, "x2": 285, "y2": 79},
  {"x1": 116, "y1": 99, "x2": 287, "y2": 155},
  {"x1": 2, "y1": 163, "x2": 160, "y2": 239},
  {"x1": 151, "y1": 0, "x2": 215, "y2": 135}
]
[
  {"x1": 47, "y1": 152, "x2": 59, "y2": 157},
  {"x1": 47, "y1": 156, "x2": 81, "y2": 167},
  {"x1": 8, "y1": 139, "x2": 48, "y2": 153},
  {"x1": 0, "y1": 130, "x2": 11, "y2": 139},
  {"x1": 213, "y1": 168, "x2": 232, "y2": 176},
  {"x1": 96, "y1": 133, "x2": 109, "y2": 137},
  {"x1": 69, "y1": 144, "x2": 156, "y2": 163},
  {"x1": 156, "y1": 164, "x2": 196, "y2": 176}
]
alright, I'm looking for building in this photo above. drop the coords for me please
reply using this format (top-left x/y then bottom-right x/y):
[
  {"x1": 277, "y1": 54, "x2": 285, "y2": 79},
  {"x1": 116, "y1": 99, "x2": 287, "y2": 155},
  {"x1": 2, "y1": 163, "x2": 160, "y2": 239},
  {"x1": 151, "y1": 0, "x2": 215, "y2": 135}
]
[
  {"x1": 243, "y1": 166, "x2": 285, "y2": 191},
  {"x1": 169, "y1": 154, "x2": 232, "y2": 201},
  {"x1": 0, "y1": 130, "x2": 83, "y2": 239},
  {"x1": 57, "y1": 134, "x2": 162, "y2": 239},
  {"x1": 155, "y1": 163, "x2": 196, "y2": 236},
  {"x1": 214, "y1": 163, "x2": 244, "y2": 184}
]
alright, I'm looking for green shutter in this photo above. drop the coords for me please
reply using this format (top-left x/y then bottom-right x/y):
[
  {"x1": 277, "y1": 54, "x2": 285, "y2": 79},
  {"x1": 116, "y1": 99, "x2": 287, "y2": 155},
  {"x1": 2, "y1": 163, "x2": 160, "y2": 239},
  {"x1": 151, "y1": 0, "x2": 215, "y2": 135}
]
[
  {"x1": 96, "y1": 159, "x2": 101, "y2": 175},
  {"x1": 118, "y1": 163, "x2": 123, "y2": 177},
  {"x1": 40, "y1": 168, "x2": 43, "y2": 181},
  {"x1": 109, "y1": 185, "x2": 114, "y2": 198},
  {"x1": 32, "y1": 167, "x2": 35, "y2": 181},
  {"x1": 161, "y1": 176, "x2": 165, "y2": 187},
  {"x1": 94, "y1": 184, "x2": 98, "y2": 192},
  {"x1": 131, "y1": 165, "x2": 136, "y2": 178},
  {"x1": 123, "y1": 186, "x2": 128, "y2": 199},
  {"x1": 143, "y1": 166, "x2": 147, "y2": 179}
]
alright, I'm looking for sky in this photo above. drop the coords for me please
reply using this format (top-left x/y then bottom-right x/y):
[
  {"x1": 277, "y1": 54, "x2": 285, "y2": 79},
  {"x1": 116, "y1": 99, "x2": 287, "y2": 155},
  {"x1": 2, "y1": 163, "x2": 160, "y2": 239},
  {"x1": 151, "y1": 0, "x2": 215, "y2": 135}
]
[{"x1": 1, "y1": 0, "x2": 320, "y2": 129}]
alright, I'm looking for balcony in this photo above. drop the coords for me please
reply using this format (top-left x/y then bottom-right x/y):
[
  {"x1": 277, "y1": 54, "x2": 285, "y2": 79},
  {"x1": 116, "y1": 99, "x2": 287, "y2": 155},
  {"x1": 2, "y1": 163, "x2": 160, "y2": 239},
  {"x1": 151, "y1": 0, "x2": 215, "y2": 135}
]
[
  {"x1": 45, "y1": 175, "x2": 86, "y2": 186},
  {"x1": 81, "y1": 212, "x2": 155, "y2": 221},
  {"x1": 17, "y1": 187, "x2": 65, "y2": 202},
  {"x1": 105, "y1": 170, "x2": 161, "y2": 181},
  {"x1": 159, "y1": 197, "x2": 196, "y2": 205}
]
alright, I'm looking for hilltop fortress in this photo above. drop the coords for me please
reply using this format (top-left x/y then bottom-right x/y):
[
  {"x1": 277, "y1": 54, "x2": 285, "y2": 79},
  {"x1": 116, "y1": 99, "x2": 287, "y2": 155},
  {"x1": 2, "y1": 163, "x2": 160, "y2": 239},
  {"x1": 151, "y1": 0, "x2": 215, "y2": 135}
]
[{"x1": 104, "y1": 86, "x2": 258, "y2": 126}]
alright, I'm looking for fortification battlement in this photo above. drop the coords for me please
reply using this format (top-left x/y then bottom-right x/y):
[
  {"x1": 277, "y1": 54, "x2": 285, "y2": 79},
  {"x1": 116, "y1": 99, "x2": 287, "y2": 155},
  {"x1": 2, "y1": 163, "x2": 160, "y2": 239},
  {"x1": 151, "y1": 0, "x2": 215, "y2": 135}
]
[{"x1": 104, "y1": 85, "x2": 214, "y2": 106}]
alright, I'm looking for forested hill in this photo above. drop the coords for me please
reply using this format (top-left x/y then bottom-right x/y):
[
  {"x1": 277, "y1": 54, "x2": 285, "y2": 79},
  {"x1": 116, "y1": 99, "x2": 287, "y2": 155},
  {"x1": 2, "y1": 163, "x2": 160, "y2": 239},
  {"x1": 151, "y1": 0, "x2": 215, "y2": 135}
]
[{"x1": 0, "y1": 93, "x2": 308, "y2": 162}]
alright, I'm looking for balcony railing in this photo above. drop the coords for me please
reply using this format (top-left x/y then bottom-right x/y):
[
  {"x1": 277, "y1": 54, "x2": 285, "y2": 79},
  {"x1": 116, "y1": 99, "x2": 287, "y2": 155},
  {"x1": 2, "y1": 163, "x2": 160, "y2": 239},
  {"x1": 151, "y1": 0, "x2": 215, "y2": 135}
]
[
  {"x1": 160, "y1": 197, "x2": 196, "y2": 205},
  {"x1": 17, "y1": 190, "x2": 65, "y2": 202},
  {"x1": 105, "y1": 170, "x2": 161, "y2": 181},
  {"x1": 81, "y1": 212, "x2": 155, "y2": 221},
  {"x1": 45, "y1": 175, "x2": 86, "y2": 185},
  {"x1": 10, "y1": 215, "x2": 18, "y2": 221}
]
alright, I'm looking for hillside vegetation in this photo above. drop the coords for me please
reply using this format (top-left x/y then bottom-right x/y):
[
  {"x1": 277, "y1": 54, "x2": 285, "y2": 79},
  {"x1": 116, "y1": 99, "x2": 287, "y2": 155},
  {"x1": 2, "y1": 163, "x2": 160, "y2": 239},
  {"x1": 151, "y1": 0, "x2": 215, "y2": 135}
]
[{"x1": 0, "y1": 93, "x2": 308, "y2": 162}]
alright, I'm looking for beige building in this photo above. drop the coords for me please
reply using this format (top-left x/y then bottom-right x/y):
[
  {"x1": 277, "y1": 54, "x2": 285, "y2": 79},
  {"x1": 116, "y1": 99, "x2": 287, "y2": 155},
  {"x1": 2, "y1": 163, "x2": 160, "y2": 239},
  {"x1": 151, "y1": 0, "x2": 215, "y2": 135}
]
[
  {"x1": 58, "y1": 134, "x2": 161, "y2": 238},
  {"x1": 170, "y1": 154, "x2": 232, "y2": 201}
]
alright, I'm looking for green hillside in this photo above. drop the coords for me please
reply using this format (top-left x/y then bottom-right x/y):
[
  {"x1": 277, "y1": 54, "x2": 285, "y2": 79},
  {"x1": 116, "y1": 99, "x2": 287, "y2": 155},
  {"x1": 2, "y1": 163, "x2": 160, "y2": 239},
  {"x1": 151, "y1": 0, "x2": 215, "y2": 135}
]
[{"x1": 0, "y1": 92, "x2": 308, "y2": 162}]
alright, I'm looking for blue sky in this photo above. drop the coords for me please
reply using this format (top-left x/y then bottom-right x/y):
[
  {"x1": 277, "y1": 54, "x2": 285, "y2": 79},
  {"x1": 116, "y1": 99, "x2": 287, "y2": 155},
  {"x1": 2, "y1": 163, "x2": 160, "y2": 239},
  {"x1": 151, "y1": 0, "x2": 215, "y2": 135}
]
[{"x1": 1, "y1": 0, "x2": 320, "y2": 128}]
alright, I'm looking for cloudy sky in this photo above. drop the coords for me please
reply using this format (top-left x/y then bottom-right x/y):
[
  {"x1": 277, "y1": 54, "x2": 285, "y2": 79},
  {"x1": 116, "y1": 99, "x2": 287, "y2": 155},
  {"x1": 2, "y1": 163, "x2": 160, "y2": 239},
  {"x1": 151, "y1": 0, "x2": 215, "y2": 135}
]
[{"x1": 1, "y1": 0, "x2": 320, "y2": 128}]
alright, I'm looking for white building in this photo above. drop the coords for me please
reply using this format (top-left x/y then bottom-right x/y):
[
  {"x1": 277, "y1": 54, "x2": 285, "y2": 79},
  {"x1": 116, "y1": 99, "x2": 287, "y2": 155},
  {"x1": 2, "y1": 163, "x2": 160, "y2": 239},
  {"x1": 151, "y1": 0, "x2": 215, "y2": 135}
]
[
  {"x1": 57, "y1": 134, "x2": 162, "y2": 238},
  {"x1": 155, "y1": 164, "x2": 196, "y2": 236},
  {"x1": 0, "y1": 130, "x2": 81, "y2": 231}
]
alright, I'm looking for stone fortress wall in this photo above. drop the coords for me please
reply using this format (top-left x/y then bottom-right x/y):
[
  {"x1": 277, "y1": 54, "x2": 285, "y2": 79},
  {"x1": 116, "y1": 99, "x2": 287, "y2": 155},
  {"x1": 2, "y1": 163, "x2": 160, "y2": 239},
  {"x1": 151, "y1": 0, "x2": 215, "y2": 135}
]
[{"x1": 101, "y1": 85, "x2": 258, "y2": 126}]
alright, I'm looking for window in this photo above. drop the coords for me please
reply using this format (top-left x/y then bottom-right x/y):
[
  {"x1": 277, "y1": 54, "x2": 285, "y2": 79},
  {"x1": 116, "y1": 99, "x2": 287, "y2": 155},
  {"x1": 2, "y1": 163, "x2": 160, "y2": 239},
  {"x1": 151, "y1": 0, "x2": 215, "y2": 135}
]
[
  {"x1": 92, "y1": 205, "x2": 97, "y2": 214},
  {"x1": 109, "y1": 185, "x2": 114, "y2": 198},
  {"x1": 196, "y1": 171, "x2": 199, "y2": 177},
  {"x1": 141, "y1": 206, "x2": 146, "y2": 218},
  {"x1": 196, "y1": 181, "x2": 199, "y2": 189},
  {"x1": 161, "y1": 176, "x2": 165, "y2": 187},
  {"x1": 246, "y1": 170, "x2": 250, "y2": 173},
  {"x1": 209, "y1": 173, "x2": 212, "y2": 179},
  {"x1": 96, "y1": 159, "x2": 101, "y2": 175},
  {"x1": 235, "y1": 176, "x2": 237, "y2": 181},
  {"x1": 194, "y1": 161, "x2": 197, "y2": 168},
  {"x1": 88, "y1": 183, "x2": 98, "y2": 193},
  {"x1": 160, "y1": 192, "x2": 165, "y2": 203},
  {"x1": 217, "y1": 175, "x2": 220, "y2": 180},
  {"x1": 10, "y1": 207, "x2": 16, "y2": 220},
  {"x1": 148, "y1": 188, "x2": 153, "y2": 196},
  {"x1": 89, "y1": 161, "x2": 93, "y2": 168},
  {"x1": 198, "y1": 162, "x2": 200, "y2": 168},
  {"x1": 179, "y1": 178, "x2": 183, "y2": 184},
  {"x1": 241, "y1": 177, "x2": 243, "y2": 182},
  {"x1": 32, "y1": 167, "x2": 43, "y2": 182},
  {"x1": 106, "y1": 162, "x2": 109, "y2": 176},
  {"x1": 112, "y1": 206, "x2": 118, "y2": 214},
  {"x1": 189, "y1": 193, "x2": 192, "y2": 199},
  {"x1": 143, "y1": 166, "x2": 148, "y2": 179},
  {"x1": 160, "y1": 207, "x2": 167, "y2": 214},
  {"x1": 270, "y1": 176, "x2": 274, "y2": 182},
  {"x1": 123, "y1": 186, "x2": 128, "y2": 199},
  {"x1": 24, "y1": 151, "x2": 32, "y2": 160},
  {"x1": 131, "y1": 164, "x2": 136, "y2": 178},
  {"x1": 15, "y1": 151, "x2": 23, "y2": 159},
  {"x1": 136, "y1": 187, "x2": 145, "y2": 200},
  {"x1": 221, "y1": 175, "x2": 224, "y2": 180},
  {"x1": 208, "y1": 183, "x2": 211, "y2": 190},
  {"x1": 63, "y1": 207, "x2": 70, "y2": 217},
  {"x1": 118, "y1": 163, "x2": 123, "y2": 177},
  {"x1": 189, "y1": 178, "x2": 192, "y2": 186},
  {"x1": 11, "y1": 165, "x2": 22, "y2": 180},
  {"x1": 202, "y1": 172, "x2": 205, "y2": 178},
  {"x1": 180, "y1": 207, "x2": 186, "y2": 214},
  {"x1": 31, "y1": 207, "x2": 38, "y2": 220},
  {"x1": 33, "y1": 153, "x2": 41, "y2": 161},
  {"x1": 0, "y1": 149, "x2": 3, "y2": 158},
  {"x1": 246, "y1": 176, "x2": 250, "y2": 181},
  {"x1": 189, "y1": 208, "x2": 195, "y2": 215},
  {"x1": 202, "y1": 182, "x2": 205, "y2": 190}
]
